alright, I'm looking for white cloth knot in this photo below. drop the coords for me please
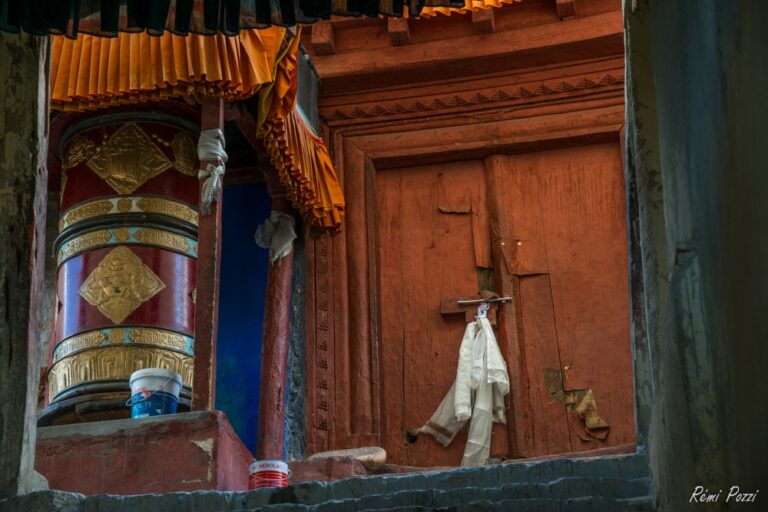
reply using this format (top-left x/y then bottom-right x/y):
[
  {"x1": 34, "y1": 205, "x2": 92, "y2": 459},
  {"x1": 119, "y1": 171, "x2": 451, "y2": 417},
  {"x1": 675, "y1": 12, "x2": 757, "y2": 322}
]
[
  {"x1": 255, "y1": 211, "x2": 297, "y2": 262},
  {"x1": 197, "y1": 129, "x2": 228, "y2": 215}
]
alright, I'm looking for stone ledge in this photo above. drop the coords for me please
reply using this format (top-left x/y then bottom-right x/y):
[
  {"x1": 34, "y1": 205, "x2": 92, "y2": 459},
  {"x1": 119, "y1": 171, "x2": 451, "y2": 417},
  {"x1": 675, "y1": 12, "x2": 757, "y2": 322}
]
[
  {"x1": 3, "y1": 453, "x2": 651, "y2": 511},
  {"x1": 35, "y1": 411, "x2": 252, "y2": 495}
]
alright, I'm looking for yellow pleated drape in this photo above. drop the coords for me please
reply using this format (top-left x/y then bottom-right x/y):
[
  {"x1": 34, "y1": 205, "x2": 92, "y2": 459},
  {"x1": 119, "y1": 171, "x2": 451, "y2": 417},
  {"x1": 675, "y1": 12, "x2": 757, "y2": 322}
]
[
  {"x1": 416, "y1": 0, "x2": 521, "y2": 17},
  {"x1": 258, "y1": 31, "x2": 345, "y2": 230},
  {"x1": 50, "y1": 27, "x2": 345, "y2": 231},
  {"x1": 50, "y1": 28, "x2": 285, "y2": 111}
]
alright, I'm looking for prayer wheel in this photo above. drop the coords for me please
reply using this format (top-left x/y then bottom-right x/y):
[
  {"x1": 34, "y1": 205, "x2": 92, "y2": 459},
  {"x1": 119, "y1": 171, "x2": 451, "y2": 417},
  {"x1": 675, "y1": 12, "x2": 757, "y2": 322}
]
[{"x1": 40, "y1": 113, "x2": 200, "y2": 426}]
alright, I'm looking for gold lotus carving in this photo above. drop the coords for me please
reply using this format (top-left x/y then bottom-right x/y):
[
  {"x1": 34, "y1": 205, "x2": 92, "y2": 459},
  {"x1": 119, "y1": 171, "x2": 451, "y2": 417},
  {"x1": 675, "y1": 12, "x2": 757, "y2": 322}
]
[
  {"x1": 78, "y1": 246, "x2": 165, "y2": 324},
  {"x1": 86, "y1": 123, "x2": 172, "y2": 194}
]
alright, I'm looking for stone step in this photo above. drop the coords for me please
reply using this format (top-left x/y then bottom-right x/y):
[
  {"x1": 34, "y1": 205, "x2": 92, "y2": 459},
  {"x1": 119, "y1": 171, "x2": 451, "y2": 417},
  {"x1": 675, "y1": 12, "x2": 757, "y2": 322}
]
[
  {"x1": 1, "y1": 453, "x2": 652, "y2": 512},
  {"x1": 226, "y1": 476, "x2": 651, "y2": 511},
  {"x1": 236, "y1": 453, "x2": 648, "y2": 509},
  {"x1": 356, "y1": 496, "x2": 655, "y2": 512},
  {"x1": 230, "y1": 495, "x2": 654, "y2": 512},
  {"x1": 296, "y1": 477, "x2": 650, "y2": 512}
]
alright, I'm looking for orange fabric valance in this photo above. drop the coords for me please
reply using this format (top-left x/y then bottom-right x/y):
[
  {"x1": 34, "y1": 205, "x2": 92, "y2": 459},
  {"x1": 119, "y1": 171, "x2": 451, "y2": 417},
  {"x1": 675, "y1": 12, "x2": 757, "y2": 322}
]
[
  {"x1": 417, "y1": 0, "x2": 520, "y2": 17},
  {"x1": 257, "y1": 33, "x2": 345, "y2": 230},
  {"x1": 50, "y1": 27, "x2": 344, "y2": 231},
  {"x1": 50, "y1": 28, "x2": 285, "y2": 111}
]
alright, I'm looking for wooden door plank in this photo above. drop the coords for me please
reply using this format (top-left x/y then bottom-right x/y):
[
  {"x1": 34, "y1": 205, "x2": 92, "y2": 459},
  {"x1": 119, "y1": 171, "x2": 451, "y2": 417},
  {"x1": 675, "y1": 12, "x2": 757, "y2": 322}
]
[
  {"x1": 484, "y1": 154, "x2": 537, "y2": 457},
  {"x1": 375, "y1": 167, "x2": 407, "y2": 463},
  {"x1": 399, "y1": 165, "x2": 445, "y2": 465},
  {"x1": 534, "y1": 143, "x2": 634, "y2": 449},
  {"x1": 518, "y1": 274, "x2": 572, "y2": 455},
  {"x1": 343, "y1": 143, "x2": 374, "y2": 437}
]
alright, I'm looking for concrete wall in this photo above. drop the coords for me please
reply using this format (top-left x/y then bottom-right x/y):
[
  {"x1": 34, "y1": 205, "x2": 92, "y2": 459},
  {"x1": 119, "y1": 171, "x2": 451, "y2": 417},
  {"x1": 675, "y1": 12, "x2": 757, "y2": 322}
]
[
  {"x1": 0, "y1": 33, "x2": 49, "y2": 498},
  {"x1": 625, "y1": 1, "x2": 768, "y2": 509},
  {"x1": 37, "y1": 199, "x2": 58, "y2": 384}
]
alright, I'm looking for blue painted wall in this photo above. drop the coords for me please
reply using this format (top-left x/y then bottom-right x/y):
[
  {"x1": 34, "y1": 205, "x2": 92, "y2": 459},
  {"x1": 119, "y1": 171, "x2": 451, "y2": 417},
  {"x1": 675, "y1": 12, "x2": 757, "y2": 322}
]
[{"x1": 215, "y1": 181, "x2": 271, "y2": 455}]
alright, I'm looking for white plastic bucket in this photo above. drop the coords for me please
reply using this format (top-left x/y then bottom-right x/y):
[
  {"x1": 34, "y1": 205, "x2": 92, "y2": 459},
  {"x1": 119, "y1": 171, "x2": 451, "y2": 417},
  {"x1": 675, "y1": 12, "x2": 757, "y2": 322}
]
[
  {"x1": 248, "y1": 460, "x2": 290, "y2": 489},
  {"x1": 127, "y1": 368, "x2": 182, "y2": 418}
]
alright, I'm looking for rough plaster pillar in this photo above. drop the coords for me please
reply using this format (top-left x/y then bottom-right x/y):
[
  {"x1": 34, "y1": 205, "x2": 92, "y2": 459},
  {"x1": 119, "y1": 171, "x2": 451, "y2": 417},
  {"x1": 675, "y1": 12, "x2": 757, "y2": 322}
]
[
  {"x1": 625, "y1": 0, "x2": 768, "y2": 509},
  {"x1": 0, "y1": 33, "x2": 49, "y2": 497}
]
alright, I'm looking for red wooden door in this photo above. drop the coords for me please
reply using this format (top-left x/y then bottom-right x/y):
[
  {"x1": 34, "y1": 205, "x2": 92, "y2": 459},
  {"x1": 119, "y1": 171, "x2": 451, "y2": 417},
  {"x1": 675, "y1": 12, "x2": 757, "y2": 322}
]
[
  {"x1": 490, "y1": 143, "x2": 635, "y2": 455},
  {"x1": 373, "y1": 142, "x2": 634, "y2": 467},
  {"x1": 376, "y1": 159, "x2": 510, "y2": 467}
]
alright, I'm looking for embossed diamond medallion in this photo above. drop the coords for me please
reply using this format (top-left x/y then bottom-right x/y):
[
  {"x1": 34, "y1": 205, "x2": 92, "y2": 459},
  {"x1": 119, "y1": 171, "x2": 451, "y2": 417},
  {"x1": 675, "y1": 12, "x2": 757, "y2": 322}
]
[
  {"x1": 86, "y1": 122, "x2": 172, "y2": 194},
  {"x1": 79, "y1": 246, "x2": 166, "y2": 324}
]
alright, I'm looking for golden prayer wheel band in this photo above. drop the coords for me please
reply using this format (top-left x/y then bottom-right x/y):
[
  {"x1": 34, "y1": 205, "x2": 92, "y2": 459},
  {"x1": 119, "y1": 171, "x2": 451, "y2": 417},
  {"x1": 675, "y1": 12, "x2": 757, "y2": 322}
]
[
  {"x1": 47, "y1": 345, "x2": 194, "y2": 401},
  {"x1": 59, "y1": 196, "x2": 199, "y2": 232},
  {"x1": 53, "y1": 327, "x2": 195, "y2": 362},
  {"x1": 57, "y1": 226, "x2": 198, "y2": 265}
]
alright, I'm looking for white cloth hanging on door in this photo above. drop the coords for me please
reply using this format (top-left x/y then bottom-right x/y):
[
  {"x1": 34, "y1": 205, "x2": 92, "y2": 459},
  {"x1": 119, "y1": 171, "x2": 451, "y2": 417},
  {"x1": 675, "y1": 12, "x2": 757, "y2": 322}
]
[{"x1": 416, "y1": 312, "x2": 510, "y2": 466}]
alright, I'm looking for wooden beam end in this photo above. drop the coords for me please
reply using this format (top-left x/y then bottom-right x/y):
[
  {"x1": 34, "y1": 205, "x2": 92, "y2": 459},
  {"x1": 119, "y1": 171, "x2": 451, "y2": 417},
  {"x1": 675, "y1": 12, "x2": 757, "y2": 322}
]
[
  {"x1": 311, "y1": 21, "x2": 336, "y2": 55},
  {"x1": 472, "y1": 8, "x2": 496, "y2": 34},
  {"x1": 387, "y1": 18, "x2": 411, "y2": 46},
  {"x1": 556, "y1": 0, "x2": 577, "y2": 19}
]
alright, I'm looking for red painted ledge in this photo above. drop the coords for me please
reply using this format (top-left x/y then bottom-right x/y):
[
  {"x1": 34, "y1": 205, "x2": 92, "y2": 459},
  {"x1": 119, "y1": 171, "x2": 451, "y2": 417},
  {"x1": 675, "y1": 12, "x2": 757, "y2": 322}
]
[{"x1": 36, "y1": 411, "x2": 253, "y2": 495}]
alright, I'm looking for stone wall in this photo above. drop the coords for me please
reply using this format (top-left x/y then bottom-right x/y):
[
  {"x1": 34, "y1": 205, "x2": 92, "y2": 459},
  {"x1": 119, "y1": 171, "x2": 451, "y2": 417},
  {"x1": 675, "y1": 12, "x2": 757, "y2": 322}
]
[
  {"x1": 625, "y1": 1, "x2": 768, "y2": 509},
  {"x1": 0, "y1": 33, "x2": 49, "y2": 498}
]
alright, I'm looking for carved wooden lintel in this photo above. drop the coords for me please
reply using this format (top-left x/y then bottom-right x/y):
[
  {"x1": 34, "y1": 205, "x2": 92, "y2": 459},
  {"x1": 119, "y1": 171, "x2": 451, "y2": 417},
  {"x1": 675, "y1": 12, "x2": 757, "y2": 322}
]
[
  {"x1": 556, "y1": 0, "x2": 577, "y2": 19},
  {"x1": 387, "y1": 18, "x2": 411, "y2": 46},
  {"x1": 472, "y1": 8, "x2": 496, "y2": 34},
  {"x1": 311, "y1": 21, "x2": 336, "y2": 55},
  {"x1": 320, "y1": 69, "x2": 624, "y2": 122}
]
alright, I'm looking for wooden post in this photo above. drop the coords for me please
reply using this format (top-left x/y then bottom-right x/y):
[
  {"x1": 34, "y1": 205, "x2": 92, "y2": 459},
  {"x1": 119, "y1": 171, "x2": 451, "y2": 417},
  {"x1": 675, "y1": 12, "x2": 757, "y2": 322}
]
[
  {"x1": 0, "y1": 33, "x2": 49, "y2": 497},
  {"x1": 256, "y1": 178, "x2": 295, "y2": 459},
  {"x1": 191, "y1": 97, "x2": 225, "y2": 411}
]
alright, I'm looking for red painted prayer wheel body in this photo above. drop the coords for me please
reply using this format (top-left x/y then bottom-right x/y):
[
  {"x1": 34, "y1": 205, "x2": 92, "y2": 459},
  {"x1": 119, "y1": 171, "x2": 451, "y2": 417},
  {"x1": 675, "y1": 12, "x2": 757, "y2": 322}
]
[{"x1": 40, "y1": 113, "x2": 200, "y2": 426}]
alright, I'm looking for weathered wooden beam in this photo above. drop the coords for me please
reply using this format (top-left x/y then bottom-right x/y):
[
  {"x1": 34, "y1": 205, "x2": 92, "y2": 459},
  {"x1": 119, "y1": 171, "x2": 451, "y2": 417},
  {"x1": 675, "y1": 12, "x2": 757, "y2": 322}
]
[
  {"x1": 191, "y1": 97, "x2": 225, "y2": 411},
  {"x1": 0, "y1": 33, "x2": 49, "y2": 498},
  {"x1": 225, "y1": 102, "x2": 264, "y2": 153},
  {"x1": 256, "y1": 173, "x2": 295, "y2": 460},
  {"x1": 472, "y1": 8, "x2": 496, "y2": 34},
  {"x1": 387, "y1": 18, "x2": 411, "y2": 46},
  {"x1": 556, "y1": 0, "x2": 577, "y2": 19},
  {"x1": 311, "y1": 10, "x2": 621, "y2": 89},
  {"x1": 311, "y1": 21, "x2": 336, "y2": 55}
]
